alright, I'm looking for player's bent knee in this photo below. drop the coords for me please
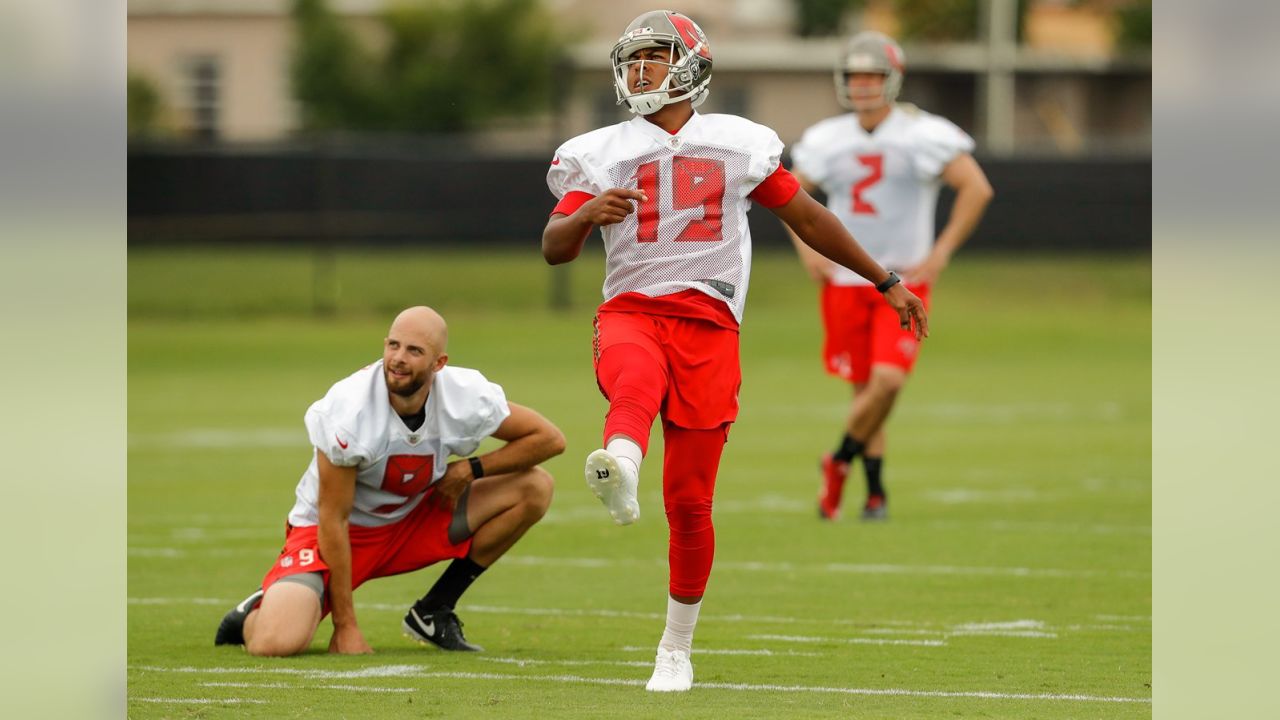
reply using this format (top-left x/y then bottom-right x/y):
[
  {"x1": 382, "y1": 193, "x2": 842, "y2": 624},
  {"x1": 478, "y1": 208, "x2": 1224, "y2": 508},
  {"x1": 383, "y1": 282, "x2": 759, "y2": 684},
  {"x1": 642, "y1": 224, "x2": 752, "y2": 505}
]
[
  {"x1": 245, "y1": 619, "x2": 316, "y2": 657},
  {"x1": 245, "y1": 582, "x2": 321, "y2": 657},
  {"x1": 522, "y1": 466, "x2": 555, "y2": 516},
  {"x1": 246, "y1": 634, "x2": 309, "y2": 657}
]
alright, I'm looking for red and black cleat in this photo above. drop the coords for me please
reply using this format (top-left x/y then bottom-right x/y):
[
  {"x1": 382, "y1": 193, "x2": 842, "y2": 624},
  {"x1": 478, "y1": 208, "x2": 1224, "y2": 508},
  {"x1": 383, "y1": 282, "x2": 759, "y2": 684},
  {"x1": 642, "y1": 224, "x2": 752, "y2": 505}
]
[{"x1": 860, "y1": 494, "x2": 888, "y2": 521}]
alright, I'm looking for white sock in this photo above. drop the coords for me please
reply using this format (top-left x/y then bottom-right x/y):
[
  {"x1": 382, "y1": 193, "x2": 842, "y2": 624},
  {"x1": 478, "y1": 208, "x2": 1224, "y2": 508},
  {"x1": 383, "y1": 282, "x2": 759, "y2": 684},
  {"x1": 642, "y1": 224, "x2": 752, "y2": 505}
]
[
  {"x1": 606, "y1": 437, "x2": 643, "y2": 479},
  {"x1": 658, "y1": 596, "x2": 701, "y2": 654}
]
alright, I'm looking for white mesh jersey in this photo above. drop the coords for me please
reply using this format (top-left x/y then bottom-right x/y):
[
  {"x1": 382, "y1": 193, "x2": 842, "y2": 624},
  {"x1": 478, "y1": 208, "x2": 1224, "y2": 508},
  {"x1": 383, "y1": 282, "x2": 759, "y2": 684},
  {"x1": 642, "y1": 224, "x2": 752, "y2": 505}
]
[
  {"x1": 288, "y1": 361, "x2": 510, "y2": 528},
  {"x1": 791, "y1": 104, "x2": 974, "y2": 286},
  {"x1": 548, "y1": 112, "x2": 785, "y2": 323}
]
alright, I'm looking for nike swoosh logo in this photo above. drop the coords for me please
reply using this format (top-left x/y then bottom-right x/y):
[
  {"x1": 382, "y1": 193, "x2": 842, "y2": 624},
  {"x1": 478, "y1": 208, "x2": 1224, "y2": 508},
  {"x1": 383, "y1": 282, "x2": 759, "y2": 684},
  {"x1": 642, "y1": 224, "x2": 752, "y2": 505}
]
[
  {"x1": 336, "y1": 435, "x2": 349, "y2": 449},
  {"x1": 551, "y1": 157, "x2": 560, "y2": 165},
  {"x1": 424, "y1": 620, "x2": 435, "y2": 636}
]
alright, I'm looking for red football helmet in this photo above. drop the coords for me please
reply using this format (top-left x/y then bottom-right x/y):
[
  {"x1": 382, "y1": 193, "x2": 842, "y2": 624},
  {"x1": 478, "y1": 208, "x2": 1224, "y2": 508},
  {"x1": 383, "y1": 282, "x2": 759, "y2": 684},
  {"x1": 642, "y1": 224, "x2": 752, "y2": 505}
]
[{"x1": 611, "y1": 10, "x2": 713, "y2": 116}]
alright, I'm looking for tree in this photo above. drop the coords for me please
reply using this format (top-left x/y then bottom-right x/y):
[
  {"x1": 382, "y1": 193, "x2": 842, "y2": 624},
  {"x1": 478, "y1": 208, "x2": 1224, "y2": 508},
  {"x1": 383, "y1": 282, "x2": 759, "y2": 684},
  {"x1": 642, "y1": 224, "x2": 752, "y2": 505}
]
[
  {"x1": 1113, "y1": 0, "x2": 1151, "y2": 50},
  {"x1": 792, "y1": 0, "x2": 866, "y2": 37},
  {"x1": 894, "y1": 0, "x2": 1030, "y2": 43},
  {"x1": 127, "y1": 71, "x2": 165, "y2": 138},
  {"x1": 290, "y1": 0, "x2": 562, "y2": 133}
]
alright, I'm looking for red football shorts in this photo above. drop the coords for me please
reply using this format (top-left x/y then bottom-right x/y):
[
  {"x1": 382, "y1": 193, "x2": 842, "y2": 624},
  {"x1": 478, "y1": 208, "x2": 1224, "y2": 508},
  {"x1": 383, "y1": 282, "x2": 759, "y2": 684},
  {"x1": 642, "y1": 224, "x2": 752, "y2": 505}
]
[
  {"x1": 820, "y1": 282, "x2": 931, "y2": 384},
  {"x1": 260, "y1": 488, "x2": 472, "y2": 616},
  {"x1": 593, "y1": 310, "x2": 741, "y2": 430}
]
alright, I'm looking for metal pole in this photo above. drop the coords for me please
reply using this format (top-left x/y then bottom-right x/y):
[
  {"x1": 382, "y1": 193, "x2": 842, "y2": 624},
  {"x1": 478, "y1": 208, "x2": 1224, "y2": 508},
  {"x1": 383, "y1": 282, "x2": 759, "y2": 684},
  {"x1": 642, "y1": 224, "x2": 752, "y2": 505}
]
[{"x1": 980, "y1": 0, "x2": 1018, "y2": 156}]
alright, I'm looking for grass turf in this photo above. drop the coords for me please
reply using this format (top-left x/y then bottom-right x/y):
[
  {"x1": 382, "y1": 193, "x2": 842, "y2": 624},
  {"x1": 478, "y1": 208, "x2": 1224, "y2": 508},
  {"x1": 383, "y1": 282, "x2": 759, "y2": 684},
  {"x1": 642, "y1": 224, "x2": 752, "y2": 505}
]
[{"x1": 128, "y1": 246, "x2": 1151, "y2": 718}]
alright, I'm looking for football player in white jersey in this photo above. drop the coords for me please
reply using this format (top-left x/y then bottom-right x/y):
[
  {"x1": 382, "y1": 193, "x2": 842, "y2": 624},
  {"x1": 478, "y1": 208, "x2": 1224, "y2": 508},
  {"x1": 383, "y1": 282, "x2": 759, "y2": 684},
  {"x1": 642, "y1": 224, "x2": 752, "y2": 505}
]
[
  {"x1": 214, "y1": 306, "x2": 565, "y2": 656},
  {"x1": 788, "y1": 31, "x2": 993, "y2": 522},
  {"x1": 542, "y1": 11, "x2": 927, "y2": 692}
]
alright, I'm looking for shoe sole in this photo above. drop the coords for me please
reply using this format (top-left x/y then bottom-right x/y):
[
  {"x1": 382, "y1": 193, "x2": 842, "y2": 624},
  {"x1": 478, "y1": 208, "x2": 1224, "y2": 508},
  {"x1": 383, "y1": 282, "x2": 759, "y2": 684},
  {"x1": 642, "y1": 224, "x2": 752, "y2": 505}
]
[
  {"x1": 584, "y1": 450, "x2": 638, "y2": 525},
  {"x1": 214, "y1": 615, "x2": 244, "y2": 646},
  {"x1": 214, "y1": 589, "x2": 264, "y2": 646}
]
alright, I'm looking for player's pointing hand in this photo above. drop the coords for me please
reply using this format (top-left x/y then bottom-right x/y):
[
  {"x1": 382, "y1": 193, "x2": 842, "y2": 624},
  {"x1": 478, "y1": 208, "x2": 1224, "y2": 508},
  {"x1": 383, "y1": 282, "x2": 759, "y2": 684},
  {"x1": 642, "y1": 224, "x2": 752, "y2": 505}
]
[{"x1": 583, "y1": 188, "x2": 648, "y2": 227}]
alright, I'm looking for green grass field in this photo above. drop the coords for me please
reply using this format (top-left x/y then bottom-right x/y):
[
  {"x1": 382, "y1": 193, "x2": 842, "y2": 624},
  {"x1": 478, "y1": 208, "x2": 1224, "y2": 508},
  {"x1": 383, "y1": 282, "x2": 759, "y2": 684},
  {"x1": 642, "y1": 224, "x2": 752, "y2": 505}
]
[{"x1": 128, "y1": 246, "x2": 1151, "y2": 718}]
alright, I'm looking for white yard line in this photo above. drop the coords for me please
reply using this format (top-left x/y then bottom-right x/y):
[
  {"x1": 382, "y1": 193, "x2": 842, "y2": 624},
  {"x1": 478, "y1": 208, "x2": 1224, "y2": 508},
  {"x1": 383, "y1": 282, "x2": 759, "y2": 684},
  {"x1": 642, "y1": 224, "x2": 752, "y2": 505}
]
[
  {"x1": 130, "y1": 597, "x2": 1146, "y2": 638},
  {"x1": 128, "y1": 546, "x2": 254, "y2": 558},
  {"x1": 619, "y1": 646, "x2": 822, "y2": 657},
  {"x1": 480, "y1": 657, "x2": 653, "y2": 668},
  {"x1": 747, "y1": 634, "x2": 947, "y2": 647},
  {"x1": 505, "y1": 555, "x2": 1149, "y2": 580},
  {"x1": 929, "y1": 520, "x2": 1151, "y2": 536},
  {"x1": 952, "y1": 620, "x2": 1046, "y2": 632},
  {"x1": 131, "y1": 697, "x2": 267, "y2": 704},
  {"x1": 132, "y1": 664, "x2": 426, "y2": 679},
  {"x1": 412, "y1": 670, "x2": 1150, "y2": 704},
  {"x1": 133, "y1": 665, "x2": 1150, "y2": 704},
  {"x1": 129, "y1": 597, "x2": 229, "y2": 605},
  {"x1": 947, "y1": 627, "x2": 1054, "y2": 632},
  {"x1": 200, "y1": 681, "x2": 414, "y2": 693}
]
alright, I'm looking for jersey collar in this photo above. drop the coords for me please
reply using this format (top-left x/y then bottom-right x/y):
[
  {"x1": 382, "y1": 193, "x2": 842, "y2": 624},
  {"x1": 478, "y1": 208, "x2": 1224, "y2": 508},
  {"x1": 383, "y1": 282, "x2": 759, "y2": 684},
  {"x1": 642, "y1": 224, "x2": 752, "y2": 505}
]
[
  {"x1": 852, "y1": 105, "x2": 901, "y2": 138},
  {"x1": 631, "y1": 111, "x2": 702, "y2": 147}
]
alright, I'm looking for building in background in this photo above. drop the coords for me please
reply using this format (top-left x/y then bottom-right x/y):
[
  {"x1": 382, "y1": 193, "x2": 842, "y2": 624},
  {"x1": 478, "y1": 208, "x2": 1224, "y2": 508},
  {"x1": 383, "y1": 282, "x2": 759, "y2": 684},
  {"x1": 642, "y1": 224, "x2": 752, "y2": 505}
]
[{"x1": 128, "y1": 0, "x2": 1149, "y2": 155}]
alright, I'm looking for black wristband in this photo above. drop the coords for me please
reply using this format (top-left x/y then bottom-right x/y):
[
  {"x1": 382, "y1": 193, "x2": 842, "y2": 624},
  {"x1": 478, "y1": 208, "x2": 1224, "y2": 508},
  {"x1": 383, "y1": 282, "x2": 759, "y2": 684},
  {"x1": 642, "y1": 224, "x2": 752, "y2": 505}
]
[
  {"x1": 875, "y1": 271, "x2": 901, "y2": 293},
  {"x1": 468, "y1": 456, "x2": 485, "y2": 479}
]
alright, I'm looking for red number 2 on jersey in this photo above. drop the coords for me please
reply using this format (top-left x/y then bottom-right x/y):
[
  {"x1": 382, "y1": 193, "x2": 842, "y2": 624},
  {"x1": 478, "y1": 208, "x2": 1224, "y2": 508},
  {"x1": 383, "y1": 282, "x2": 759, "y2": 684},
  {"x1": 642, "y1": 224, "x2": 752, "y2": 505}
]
[
  {"x1": 851, "y1": 154, "x2": 883, "y2": 216},
  {"x1": 372, "y1": 454, "x2": 435, "y2": 514},
  {"x1": 635, "y1": 156, "x2": 726, "y2": 243}
]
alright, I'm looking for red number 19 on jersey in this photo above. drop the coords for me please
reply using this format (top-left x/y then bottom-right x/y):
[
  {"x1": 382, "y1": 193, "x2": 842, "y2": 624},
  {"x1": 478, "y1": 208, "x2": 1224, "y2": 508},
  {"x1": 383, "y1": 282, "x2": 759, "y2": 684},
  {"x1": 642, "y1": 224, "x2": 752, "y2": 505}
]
[{"x1": 635, "y1": 156, "x2": 726, "y2": 243}]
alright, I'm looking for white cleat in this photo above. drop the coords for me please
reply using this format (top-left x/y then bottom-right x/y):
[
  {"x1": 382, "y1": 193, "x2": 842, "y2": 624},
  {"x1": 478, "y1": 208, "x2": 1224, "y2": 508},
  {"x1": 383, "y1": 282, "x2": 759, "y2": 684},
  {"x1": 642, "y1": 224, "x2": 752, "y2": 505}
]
[
  {"x1": 645, "y1": 648, "x2": 693, "y2": 692},
  {"x1": 584, "y1": 449, "x2": 640, "y2": 525}
]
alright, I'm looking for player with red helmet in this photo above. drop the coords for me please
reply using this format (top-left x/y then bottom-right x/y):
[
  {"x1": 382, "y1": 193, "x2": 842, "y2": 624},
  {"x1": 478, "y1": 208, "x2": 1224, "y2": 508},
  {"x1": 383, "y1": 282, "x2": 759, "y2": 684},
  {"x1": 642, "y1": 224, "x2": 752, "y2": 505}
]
[
  {"x1": 788, "y1": 32, "x2": 993, "y2": 521},
  {"x1": 543, "y1": 12, "x2": 927, "y2": 691}
]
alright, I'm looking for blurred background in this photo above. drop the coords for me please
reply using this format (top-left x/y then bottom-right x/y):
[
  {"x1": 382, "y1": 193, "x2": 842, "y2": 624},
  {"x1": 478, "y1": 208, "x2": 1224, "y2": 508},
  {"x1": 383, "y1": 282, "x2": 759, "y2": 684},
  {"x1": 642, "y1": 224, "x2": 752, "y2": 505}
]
[
  {"x1": 127, "y1": 0, "x2": 1151, "y2": 283},
  {"x1": 124, "y1": 5, "x2": 1150, "y2": 715}
]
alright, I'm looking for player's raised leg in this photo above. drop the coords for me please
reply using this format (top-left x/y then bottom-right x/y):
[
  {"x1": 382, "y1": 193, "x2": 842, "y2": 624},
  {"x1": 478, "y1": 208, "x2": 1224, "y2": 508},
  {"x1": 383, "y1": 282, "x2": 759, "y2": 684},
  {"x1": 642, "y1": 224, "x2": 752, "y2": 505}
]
[{"x1": 587, "y1": 327, "x2": 668, "y2": 525}]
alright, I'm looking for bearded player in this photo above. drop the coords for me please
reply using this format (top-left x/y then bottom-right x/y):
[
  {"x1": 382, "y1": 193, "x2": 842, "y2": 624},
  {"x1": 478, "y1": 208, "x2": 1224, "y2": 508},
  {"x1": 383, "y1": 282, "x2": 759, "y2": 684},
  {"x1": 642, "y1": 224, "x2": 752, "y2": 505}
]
[{"x1": 214, "y1": 306, "x2": 564, "y2": 656}]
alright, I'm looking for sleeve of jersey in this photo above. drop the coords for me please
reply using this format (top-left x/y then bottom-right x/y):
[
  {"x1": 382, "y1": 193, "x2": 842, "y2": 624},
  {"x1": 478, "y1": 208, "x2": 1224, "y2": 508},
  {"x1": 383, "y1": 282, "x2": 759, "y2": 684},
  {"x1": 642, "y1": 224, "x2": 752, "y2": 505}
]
[
  {"x1": 439, "y1": 371, "x2": 512, "y2": 458},
  {"x1": 748, "y1": 166, "x2": 801, "y2": 208},
  {"x1": 913, "y1": 117, "x2": 977, "y2": 179},
  {"x1": 789, "y1": 129, "x2": 826, "y2": 185},
  {"x1": 546, "y1": 147, "x2": 597, "y2": 215},
  {"x1": 304, "y1": 404, "x2": 367, "y2": 467},
  {"x1": 468, "y1": 382, "x2": 511, "y2": 451}
]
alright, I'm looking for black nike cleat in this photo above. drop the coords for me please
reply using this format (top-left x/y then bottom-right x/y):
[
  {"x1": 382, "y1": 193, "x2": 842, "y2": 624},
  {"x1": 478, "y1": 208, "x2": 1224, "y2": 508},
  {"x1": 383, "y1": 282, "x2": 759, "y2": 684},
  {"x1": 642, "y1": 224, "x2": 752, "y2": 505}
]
[
  {"x1": 214, "y1": 588, "x2": 264, "y2": 646},
  {"x1": 402, "y1": 606, "x2": 483, "y2": 652}
]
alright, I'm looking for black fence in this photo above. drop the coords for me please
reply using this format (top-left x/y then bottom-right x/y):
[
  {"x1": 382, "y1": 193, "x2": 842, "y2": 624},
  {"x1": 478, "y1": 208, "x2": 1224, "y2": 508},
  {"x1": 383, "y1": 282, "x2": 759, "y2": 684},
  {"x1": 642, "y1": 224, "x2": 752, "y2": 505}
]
[{"x1": 129, "y1": 144, "x2": 1150, "y2": 252}]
